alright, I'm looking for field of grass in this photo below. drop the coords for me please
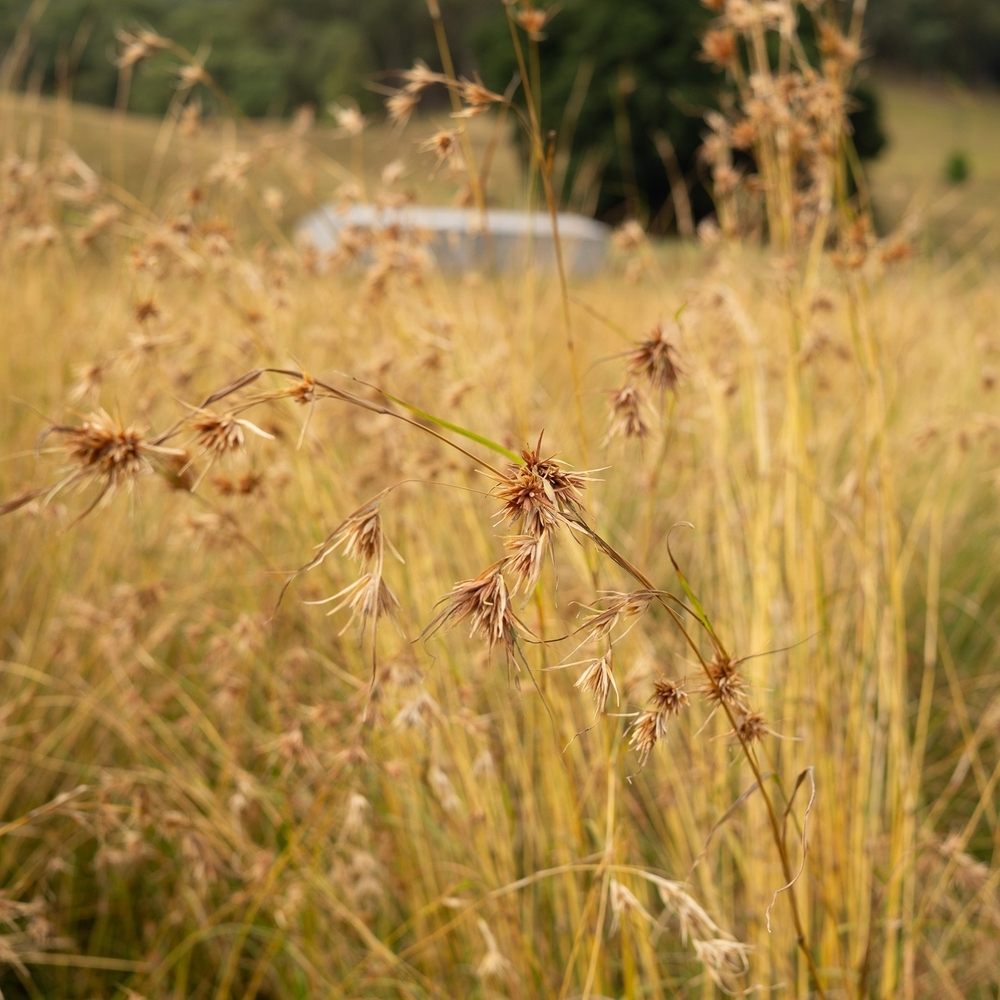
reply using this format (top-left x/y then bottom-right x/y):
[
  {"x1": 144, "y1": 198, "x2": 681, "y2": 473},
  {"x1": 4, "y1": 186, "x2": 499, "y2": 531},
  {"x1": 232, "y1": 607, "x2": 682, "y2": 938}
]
[
  {"x1": 1, "y1": 23, "x2": 1000, "y2": 1000},
  {"x1": 868, "y1": 75, "x2": 1000, "y2": 261}
]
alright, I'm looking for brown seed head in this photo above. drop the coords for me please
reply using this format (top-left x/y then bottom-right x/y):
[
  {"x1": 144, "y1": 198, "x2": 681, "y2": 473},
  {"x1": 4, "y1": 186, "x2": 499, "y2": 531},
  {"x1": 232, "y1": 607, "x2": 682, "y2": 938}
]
[
  {"x1": 700, "y1": 653, "x2": 748, "y2": 710},
  {"x1": 731, "y1": 710, "x2": 769, "y2": 744},
  {"x1": 62, "y1": 409, "x2": 152, "y2": 490},
  {"x1": 332, "y1": 498, "x2": 384, "y2": 567},
  {"x1": 190, "y1": 411, "x2": 246, "y2": 457},
  {"x1": 420, "y1": 130, "x2": 464, "y2": 172},
  {"x1": 316, "y1": 573, "x2": 400, "y2": 634},
  {"x1": 606, "y1": 383, "x2": 650, "y2": 441},
  {"x1": 401, "y1": 60, "x2": 446, "y2": 93},
  {"x1": 628, "y1": 710, "x2": 668, "y2": 764},
  {"x1": 516, "y1": 7, "x2": 557, "y2": 40},
  {"x1": 492, "y1": 441, "x2": 590, "y2": 536},
  {"x1": 628, "y1": 325, "x2": 682, "y2": 393},
  {"x1": 701, "y1": 29, "x2": 737, "y2": 67},
  {"x1": 456, "y1": 77, "x2": 503, "y2": 116},
  {"x1": 134, "y1": 297, "x2": 159, "y2": 324},
  {"x1": 650, "y1": 677, "x2": 689, "y2": 716},
  {"x1": 574, "y1": 651, "x2": 618, "y2": 715},
  {"x1": 731, "y1": 119, "x2": 757, "y2": 150},
  {"x1": 503, "y1": 532, "x2": 548, "y2": 595},
  {"x1": 431, "y1": 562, "x2": 520, "y2": 652},
  {"x1": 288, "y1": 373, "x2": 317, "y2": 406},
  {"x1": 578, "y1": 589, "x2": 656, "y2": 643}
]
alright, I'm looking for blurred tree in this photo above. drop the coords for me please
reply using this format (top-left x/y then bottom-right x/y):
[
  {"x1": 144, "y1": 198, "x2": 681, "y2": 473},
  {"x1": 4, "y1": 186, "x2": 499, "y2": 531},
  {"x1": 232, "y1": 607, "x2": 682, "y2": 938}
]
[
  {"x1": 476, "y1": 2, "x2": 887, "y2": 227},
  {"x1": 477, "y1": 0, "x2": 718, "y2": 226},
  {"x1": 865, "y1": 0, "x2": 1000, "y2": 84},
  {"x1": 0, "y1": 0, "x2": 493, "y2": 116}
]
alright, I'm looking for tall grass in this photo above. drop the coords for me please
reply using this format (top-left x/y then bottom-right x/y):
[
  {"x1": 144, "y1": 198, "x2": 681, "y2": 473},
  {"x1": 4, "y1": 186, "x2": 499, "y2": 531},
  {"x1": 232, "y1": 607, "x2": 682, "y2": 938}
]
[{"x1": 1, "y1": 4, "x2": 999, "y2": 999}]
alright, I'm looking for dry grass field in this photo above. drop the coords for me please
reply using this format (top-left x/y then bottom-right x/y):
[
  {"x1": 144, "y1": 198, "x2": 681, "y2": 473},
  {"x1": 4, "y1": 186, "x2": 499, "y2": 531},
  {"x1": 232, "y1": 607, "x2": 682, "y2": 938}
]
[{"x1": 1, "y1": 11, "x2": 1000, "y2": 1000}]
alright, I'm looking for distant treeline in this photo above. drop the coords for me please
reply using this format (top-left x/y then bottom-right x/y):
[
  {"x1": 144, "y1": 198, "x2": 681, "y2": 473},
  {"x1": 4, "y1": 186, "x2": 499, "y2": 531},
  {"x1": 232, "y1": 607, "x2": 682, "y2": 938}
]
[
  {"x1": 0, "y1": 0, "x2": 996, "y2": 120},
  {"x1": 0, "y1": 0, "x2": 991, "y2": 226},
  {"x1": 0, "y1": 0, "x2": 495, "y2": 115}
]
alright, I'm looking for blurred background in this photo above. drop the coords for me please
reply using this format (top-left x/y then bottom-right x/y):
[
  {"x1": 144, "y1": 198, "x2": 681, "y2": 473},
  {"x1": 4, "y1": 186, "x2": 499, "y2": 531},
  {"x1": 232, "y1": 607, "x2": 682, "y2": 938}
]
[{"x1": 1, "y1": 0, "x2": 998, "y2": 232}]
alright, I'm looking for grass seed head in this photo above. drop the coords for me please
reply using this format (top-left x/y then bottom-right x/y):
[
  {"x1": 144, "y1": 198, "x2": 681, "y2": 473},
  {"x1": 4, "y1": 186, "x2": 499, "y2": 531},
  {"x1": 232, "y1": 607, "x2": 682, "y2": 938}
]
[
  {"x1": 420, "y1": 130, "x2": 464, "y2": 173},
  {"x1": 492, "y1": 439, "x2": 591, "y2": 537},
  {"x1": 61, "y1": 409, "x2": 153, "y2": 492},
  {"x1": 628, "y1": 325, "x2": 682, "y2": 393},
  {"x1": 700, "y1": 653, "x2": 748, "y2": 711},
  {"x1": 455, "y1": 77, "x2": 503, "y2": 117},
  {"x1": 730, "y1": 709, "x2": 770, "y2": 745},
  {"x1": 476, "y1": 918, "x2": 512, "y2": 982},
  {"x1": 650, "y1": 677, "x2": 689, "y2": 716},
  {"x1": 574, "y1": 651, "x2": 618, "y2": 715},
  {"x1": 401, "y1": 60, "x2": 446, "y2": 93},
  {"x1": 503, "y1": 532, "x2": 548, "y2": 595},
  {"x1": 579, "y1": 589, "x2": 656, "y2": 643},
  {"x1": 313, "y1": 573, "x2": 400, "y2": 635},
  {"x1": 386, "y1": 90, "x2": 421, "y2": 128},
  {"x1": 332, "y1": 497, "x2": 386, "y2": 567},
  {"x1": 191, "y1": 411, "x2": 245, "y2": 457},
  {"x1": 701, "y1": 28, "x2": 737, "y2": 67},
  {"x1": 628, "y1": 710, "x2": 669, "y2": 764},
  {"x1": 189, "y1": 410, "x2": 274, "y2": 460},
  {"x1": 432, "y1": 562, "x2": 519, "y2": 653},
  {"x1": 606, "y1": 383, "x2": 650, "y2": 441}
]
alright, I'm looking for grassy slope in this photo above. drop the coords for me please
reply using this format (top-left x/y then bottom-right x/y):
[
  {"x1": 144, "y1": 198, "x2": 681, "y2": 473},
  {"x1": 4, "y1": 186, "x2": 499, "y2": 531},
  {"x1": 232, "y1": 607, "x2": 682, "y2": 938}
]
[
  {"x1": 868, "y1": 75, "x2": 1000, "y2": 256},
  {"x1": 0, "y1": 76, "x2": 999, "y2": 1000}
]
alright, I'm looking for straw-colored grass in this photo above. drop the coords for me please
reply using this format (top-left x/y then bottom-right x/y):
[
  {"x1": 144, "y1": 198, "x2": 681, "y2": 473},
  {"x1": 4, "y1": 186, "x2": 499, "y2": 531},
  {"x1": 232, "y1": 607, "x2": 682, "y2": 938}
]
[{"x1": 1, "y1": 20, "x2": 1000, "y2": 1000}]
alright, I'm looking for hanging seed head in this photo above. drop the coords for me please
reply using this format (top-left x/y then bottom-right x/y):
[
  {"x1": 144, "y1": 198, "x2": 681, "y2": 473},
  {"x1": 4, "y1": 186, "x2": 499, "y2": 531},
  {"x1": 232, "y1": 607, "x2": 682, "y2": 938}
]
[
  {"x1": 330, "y1": 102, "x2": 366, "y2": 137},
  {"x1": 189, "y1": 410, "x2": 274, "y2": 459},
  {"x1": 503, "y1": 532, "x2": 548, "y2": 595},
  {"x1": 401, "y1": 60, "x2": 446, "y2": 93},
  {"x1": 650, "y1": 677, "x2": 689, "y2": 716},
  {"x1": 628, "y1": 325, "x2": 682, "y2": 393},
  {"x1": 628, "y1": 710, "x2": 668, "y2": 764},
  {"x1": 609, "y1": 879, "x2": 652, "y2": 935},
  {"x1": 693, "y1": 937, "x2": 752, "y2": 991},
  {"x1": 61, "y1": 409, "x2": 152, "y2": 491},
  {"x1": 701, "y1": 28, "x2": 737, "y2": 67},
  {"x1": 431, "y1": 562, "x2": 520, "y2": 652},
  {"x1": 455, "y1": 77, "x2": 503, "y2": 117},
  {"x1": 420, "y1": 130, "x2": 464, "y2": 172},
  {"x1": 730, "y1": 710, "x2": 770, "y2": 745},
  {"x1": 287, "y1": 373, "x2": 317, "y2": 406},
  {"x1": 313, "y1": 573, "x2": 400, "y2": 634},
  {"x1": 134, "y1": 297, "x2": 159, "y2": 323},
  {"x1": 628, "y1": 676, "x2": 688, "y2": 763},
  {"x1": 515, "y1": 7, "x2": 556, "y2": 40},
  {"x1": 700, "y1": 653, "x2": 748, "y2": 710},
  {"x1": 68, "y1": 361, "x2": 107, "y2": 403},
  {"x1": 574, "y1": 651, "x2": 618, "y2": 715},
  {"x1": 492, "y1": 438, "x2": 591, "y2": 537},
  {"x1": 332, "y1": 498, "x2": 384, "y2": 567},
  {"x1": 606, "y1": 383, "x2": 650, "y2": 441},
  {"x1": 190, "y1": 411, "x2": 245, "y2": 457},
  {"x1": 386, "y1": 89, "x2": 420, "y2": 127},
  {"x1": 476, "y1": 918, "x2": 512, "y2": 982},
  {"x1": 578, "y1": 589, "x2": 656, "y2": 643}
]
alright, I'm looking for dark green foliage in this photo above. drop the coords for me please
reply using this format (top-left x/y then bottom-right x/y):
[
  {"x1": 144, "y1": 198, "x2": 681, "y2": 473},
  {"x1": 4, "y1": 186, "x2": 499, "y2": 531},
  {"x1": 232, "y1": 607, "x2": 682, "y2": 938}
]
[
  {"x1": 849, "y1": 83, "x2": 888, "y2": 162},
  {"x1": 865, "y1": 0, "x2": 1000, "y2": 84},
  {"x1": 0, "y1": 0, "x2": 494, "y2": 117},
  {"x1": 477, "y1": 3, "x2": 888, "y2": 227},
  {"x1": 945, "y1": 150, "x2": 971, "y2": 185},
  {"x1": 0, "y1": 0, "x2": 886, "y2": 225},
  {"x1": 476, "y1": 0, "x2": 719, "y2": 226}
]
